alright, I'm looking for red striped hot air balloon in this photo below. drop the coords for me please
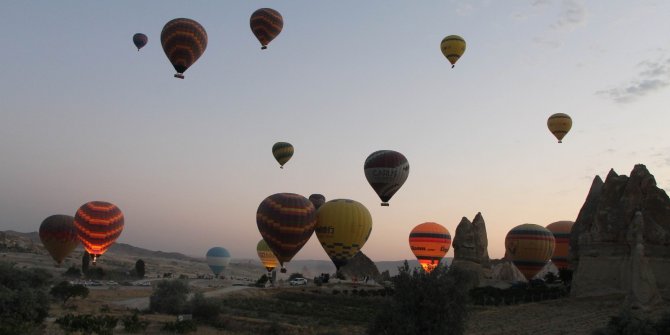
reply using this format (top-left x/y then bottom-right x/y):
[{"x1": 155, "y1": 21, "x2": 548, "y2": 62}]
[
  {"x1": 39, "y1": 215, "x2": 79, "y2": 265},
  {"x1": 250, "y1": 8, "x2": 283, "y2": 50},
  {"x1": 74, "y1": 201, "x2": 124, "y2": 265},
  {"x1": 545, "y1": 221, "x2": 574, "y2": 270},
  {"x1": 256, "y1": 193, "x2": 316, "y2": 272},
  {"x1": 161, "y1": 18, "x2": 208, "y2": 79},
  {"x1": 364, "y1": 150, "x2": 410, "y2": 206},
  {"x1": 409, "y1": 222, "x2": 451, "y2": 273},
  {"x1": 505, "y1": 224, "x2": 555, "y2": 281}
]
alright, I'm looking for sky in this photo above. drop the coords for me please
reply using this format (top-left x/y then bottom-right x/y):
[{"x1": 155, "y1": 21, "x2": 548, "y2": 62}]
[{"x1": 2, "y1": 1, "x2": 670, "y2": 263}]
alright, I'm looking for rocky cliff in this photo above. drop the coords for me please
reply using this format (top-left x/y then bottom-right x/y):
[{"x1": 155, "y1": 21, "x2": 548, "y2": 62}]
[
  {"x1": 570, "y1": 164, "x2": 670, "y2": 298},
  {"x1": 451, "y1": 212, "x2": 492, "y2": 287}
]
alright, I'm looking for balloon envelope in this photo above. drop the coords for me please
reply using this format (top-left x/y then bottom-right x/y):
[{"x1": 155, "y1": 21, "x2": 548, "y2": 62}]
[
  {"x1": 74, "y1": 201, "x2": 124, "y2": 264},
  {"x1": 315, "y1": 199, "x2": 372, "y2": 270},
  {"x1": 547, "y1": 113, "x2": 572, "y2": 143},
  {"x1": 272, "y1": 142, "x2": 294, "y2": 168},
  {"x1": 545, "y1": 221, "x2": 574, "y2": 270},
  {"x1": 160, "y1": 18, "x2": 207, "y2": 78},
  {"x1": 206, "y1": 247, "x2": 231, "y2": 276},
  {"x1": 505, "y1": 224, "x2": 555, "y2": 281},
  {"x1": 364, "y1": 150, "x2": 410, "y2": 206},
  {"x1": 440, "y1": 35, "x2": 466, "y2": 68},
  {"x1": 133, "y1": 33, "x2": 148, "y2": 51},
  {"x1": 409, "y1": 222, "x2": 451, "y2": 273},
  {"x1": 309, "y1": 194, "x2": 326, "y2": 210},
  {"x1": 250, "y1": 8, "x2": 283, "y2": 49},
  {"x1": 39, "y1": 215, "x2": 79, "y2": 265},
  {"x1": 256, "y1": 239, "x2": 279, "y2": 272},
  {"x1": 256, "y1": 193, "x2": 316, "y2": 268}
]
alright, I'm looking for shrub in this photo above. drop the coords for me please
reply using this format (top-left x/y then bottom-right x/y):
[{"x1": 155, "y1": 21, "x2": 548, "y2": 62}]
[
  {"x1": 50, "y1": 281, "x2": 89, "y2": 305},
  {"x1": 135, "y1": 259, "x2": 145, "y2": 278},
  {"x1": 0, "y1": 262, "x2": 52, "y2": 334},
  {"x1": 86, "y1": 267, "x2": 105, "y2": 280},
  {"x1": 55, "y1": 314, "x2": 118, "y2": 335},
  {"x1": 150, "y1": 280, "x2": 190, "y2": 315},
  {"x1": 162, "y1": 319, "x2": 197, "y2": 333},
  {"x1": 122, "y1": 311, "x2": 149, "y2": 333},
  {"x1": 592, "y1": 309, "x2": 656, "y2": 335},
  {"x1": 191, "y1": 292, "x2": 221, "y2": 321},
  {"x1": 368, "y1": 262, "x2": 468, "y2": 335},
  {"x1": 63, "y1": 265, "x2": 81, "y2": 278},
  {"x1": 255, "y1": 274, "x2": 269, "y2": 287}
]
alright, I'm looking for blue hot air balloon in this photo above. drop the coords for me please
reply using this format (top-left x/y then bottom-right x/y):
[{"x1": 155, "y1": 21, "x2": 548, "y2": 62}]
[{"x1": 206, "y1": 247, "x2": 231, "y2": 277}]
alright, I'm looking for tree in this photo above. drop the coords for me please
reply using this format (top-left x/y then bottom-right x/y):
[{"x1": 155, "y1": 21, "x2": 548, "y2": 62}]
[
  {"x1": 135, "y1": 259, "x2": 145, "y2": 278},
  {"x1": 368, "y1": 263, "x2": 469, "y2": 335},
  {"x1": 149, "y1": 280, "x2": 190, "y2": 315},
  {"x1": 0, "y1": 262, "x2": 52, "y2": 334},
  {"x1": 50, "y1": 281, "x2": 89, "y2": 305},
  {"x1": 63, "y1": 265, "x2": 81, "y2": 278},
  {"x1": 82, "y1": 252, "x2": 90, "y2": 274}
]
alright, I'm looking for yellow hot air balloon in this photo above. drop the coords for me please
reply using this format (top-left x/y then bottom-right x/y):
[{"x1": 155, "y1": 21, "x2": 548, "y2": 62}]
[
  {"x1": 272, "y1": 142, "x2": 294, "y2": 168},
  {"x1": 505, "y1": 224, "x2": 555, "y2": 281},
  {"x1": 547, "y1": 113, "x2": 572, "y2": 143},
  {"x1": 440, "y1": 35, "x2": 466, "y2": 68},
  {"x1": 315, "y1": 199, "x2": 372, "y2": 270},
  {"x1": 256, "y1": 239, "x2": 279, "y2": 273}
]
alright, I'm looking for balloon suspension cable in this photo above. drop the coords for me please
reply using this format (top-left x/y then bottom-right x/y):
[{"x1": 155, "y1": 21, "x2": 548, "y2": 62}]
[
  {"x1": 174, "y1": 73, "x2": 185, "y2": 79},
  {"x1": 381, "y1": 202, "x2": 389, "y2": 207},
  {"x1": 261, "y1": 45, "x2": 267, "y2": 50}
]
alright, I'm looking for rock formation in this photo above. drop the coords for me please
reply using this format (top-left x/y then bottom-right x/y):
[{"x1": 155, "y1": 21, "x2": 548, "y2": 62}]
[
  {"x1": 338, "y1": 251, "x2": 381, "y2": 281},
  {"x1": 624, "y1": 211, "x2": 661, "y2": 309},
  {"x1": 570, "y1": 164, "x2": 670, "y2": 299},
  {"x1": 450, "y1": 212, "x2": 491, "y2": 287}
]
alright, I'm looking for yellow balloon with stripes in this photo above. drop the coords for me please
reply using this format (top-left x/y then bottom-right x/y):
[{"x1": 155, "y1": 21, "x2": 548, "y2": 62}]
[
  {"x1": 272, "y1": 142, "x2": 294, "y2": 168},
  {"x1": 545, "y1": 221, "x2": 574, "y2": 270},
  {"x1": 315, "y1": 199, "x2": 372, "y2": 270},
  {"x1": 440, "y1": 35, "x2": 466, "y2": 68},
  {"x1": 256, "y1": 239, "x2": 279, "y2": 273},
  {"x1": 505, "y1": 223, "x2": 555, "y2": 281},
  {"x1": 547, "y1": 113, "x2": 572, "y2": 143}
]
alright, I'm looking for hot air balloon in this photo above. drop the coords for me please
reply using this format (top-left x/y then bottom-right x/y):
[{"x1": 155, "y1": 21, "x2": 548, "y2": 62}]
[
  {"x1": 272, "y1": 142, "x2": 294, "y2": 168},
  {"x1": 206, "y1": 247, "x2": 231, "y2": 277},
  {"x1": 547, "y1": 113, "x2": 572, "y2": 143},
  {"x1": 74, "y1": 201, "x2": 124, "y2": 265},
  {"x1": 309, "y1": 194, "x2": 326, "y2": 210},
  {"x1": 409, "y1": 222, "x2": 452, "y2": 273},
  {"x1": 160, "y1": 18, "x2": 207, "y2": 79},
  {"x1": 256, "y1": 239, "x2": 279, "y2": 273},
  {"x1": 545, "y1": 221, "x2": 574, "y2": 270},
  {"x1": 505, "y1": 224, "x2": 555, "y2": 281},
  {"x1": 250, "y1": 8, "x2": 283, "y2": 49},
  {"x1": 39, "y1": 215, "x2": 79, "y2": 265},
  {"x1": 315, "y1": 199, "x2": 372, "y2": 270},
  {"x1": 133, "y1": 33, "x2": 148, "y2": 51},
  {"x1": 256, "y1": 193, "x2": 316, "y2": 272},
  {"x1": 440, "y1": 35, "x2": 466, "y2": 68},
  {"x1": 364, "y1": 150, "x2": 410, "y2": 206}
]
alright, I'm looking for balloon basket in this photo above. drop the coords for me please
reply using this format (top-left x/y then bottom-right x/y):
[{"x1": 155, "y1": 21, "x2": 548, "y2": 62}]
[
  {"x1": 174, "y1": 73, "x2": 184, "y2": 79},
  {"x1": 381, "y1": 202, "x2": 389, "y2": 207}
]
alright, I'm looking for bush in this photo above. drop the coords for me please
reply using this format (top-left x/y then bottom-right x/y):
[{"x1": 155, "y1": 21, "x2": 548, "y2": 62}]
[
  {"x1": 593, "y1": 310, "x2": 670, "y2": 335},
  {"x1": 368, "y1": 262, "x2": 468, "y2": 335},
  {"x1": 86, "y1": 267, "x2": 105, "y2": 280},
  {"x1": 55, "y1": 314, "x2": 118, "y2": 335},
  {"x1": 122, "y1": 311, "x2": 149, "y2": 333},
  {"x1": 255, "y1": 274, "x2": 269, "y2": 287},
  {"x1": 150, "y1": 280, "x2": 190, "y2": 315},
  {"x1": 191, "y1": 292, "x2": 221, "y2": 321},
  {"x1": 63, "y1": 265, "x2": 81, "y2": 278},
  {"x1": 135, "y1": 259, "x2": 145, "y2": 278},
  {"x1": 162, "y1": 319, "x2": 197, "y2": 333},
  {"x1": 0, "y1": 262, "x2": 52, "y2": 334},
  {"x1": 50, "y1": 281, "x2": 89, "y2": 305}
]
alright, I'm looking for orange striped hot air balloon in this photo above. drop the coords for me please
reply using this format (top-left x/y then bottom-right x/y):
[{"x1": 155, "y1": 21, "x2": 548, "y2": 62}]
[
  {"x1": 545, "y1": 221, "x2": 574, "y2": 270},
  {"x1": 505, "y1": 224, "x2": 555, "y2": 281},
  {"x1": 39, "y1": 215, "x2": 79, "y2": 265},
  {"x1": 161, "y1": 18, "x2": 207, "y2": 79},
  {"x1": 74, "y1": 201, "x2": 124, "y2": 265},
  {"x1": 250, "y1": 8, "x2": 283, "y2": 49},
  {"x1": 409, "y1": 222, "x2": 451, "y2": 273},
  {"x1": 256, "y1": 193, "x2": 316, "y2": 272}
]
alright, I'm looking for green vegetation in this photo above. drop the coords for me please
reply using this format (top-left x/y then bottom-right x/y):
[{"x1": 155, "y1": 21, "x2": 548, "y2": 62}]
[
  {"x1": 255, "y1": 274, "x2": 270, "y2": 287},
  {"x1": 63, "y1": 265, "x2": 81, "y2": 278},
  {"x1": 0, "y1": 262, "x2": 52, "y2": 334},
  {"x1": 149, "y1": 280, "x2": 190, "y2": 315},
  {"x1": 190, "y1": 292, "x2": 222, "y2": 321},
  {"x1": 122, "y1": 311, "x2": 150, "y2": 333},
  {"x1": 368, "y1": 262, "x2": 469, "y2": 335},
  {"x1": 55, "y1": 314, "x2": 118, "y2": 335},
  {"x1": 469, "y1": 283, "x2": 568, "y2": 306},
  {"x1": 50, "y1": 280, "x2": 89, "y2": 305},
  {"x1": 135, "y1": 259, "x2": 145, "y2": 278},
  {"x1": 161, "y1": 319, "x2": 197, "y2": 333}
]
